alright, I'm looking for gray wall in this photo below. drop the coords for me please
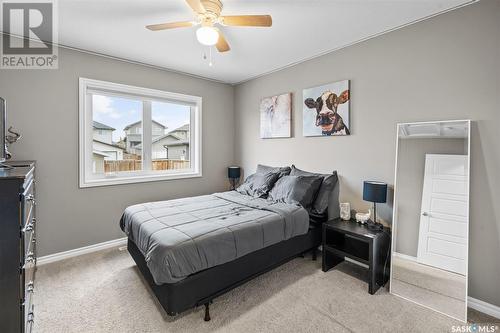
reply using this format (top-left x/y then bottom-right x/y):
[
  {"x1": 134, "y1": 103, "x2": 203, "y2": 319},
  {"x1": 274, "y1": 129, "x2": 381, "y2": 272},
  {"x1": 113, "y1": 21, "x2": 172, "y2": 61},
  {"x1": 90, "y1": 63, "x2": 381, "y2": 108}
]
[
  {"x1": 395, "y1": 138, "x2": 466, "y2": 257},
  {"x1": 234, "y1": 0, "x2": 500, "y2": 307},
  {"x1": 0, "y1": 43, "x2": 234, "y2": 257}
]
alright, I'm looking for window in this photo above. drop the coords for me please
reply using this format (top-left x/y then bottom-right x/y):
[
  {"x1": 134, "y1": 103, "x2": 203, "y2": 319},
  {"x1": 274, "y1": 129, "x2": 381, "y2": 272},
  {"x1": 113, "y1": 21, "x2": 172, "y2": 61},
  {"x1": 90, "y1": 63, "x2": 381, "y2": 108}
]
[{"x1": 79, "y1": 78, "x2": 202, "y2": 188}]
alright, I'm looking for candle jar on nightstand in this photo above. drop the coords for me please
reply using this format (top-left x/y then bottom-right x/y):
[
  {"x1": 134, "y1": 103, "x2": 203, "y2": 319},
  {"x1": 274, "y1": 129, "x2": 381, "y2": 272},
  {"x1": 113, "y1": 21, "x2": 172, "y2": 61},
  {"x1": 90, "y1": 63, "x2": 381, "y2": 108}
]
[{"x1": 340, "y1": 202, "x2": 351, "y2": 221}]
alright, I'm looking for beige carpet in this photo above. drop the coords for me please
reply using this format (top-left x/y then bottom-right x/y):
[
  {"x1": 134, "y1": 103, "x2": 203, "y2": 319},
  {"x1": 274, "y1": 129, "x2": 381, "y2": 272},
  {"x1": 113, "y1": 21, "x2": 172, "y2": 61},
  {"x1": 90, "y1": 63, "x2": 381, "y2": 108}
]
[
  {"x1": 392, "y1": 256, "x2": 466, "y2": 300},
  {"x1": 392, "y1": 256, "x2": 467, "y2": 320},
  {"x1": 34, "y1": 247, "x2": 499, "y2": 333}
]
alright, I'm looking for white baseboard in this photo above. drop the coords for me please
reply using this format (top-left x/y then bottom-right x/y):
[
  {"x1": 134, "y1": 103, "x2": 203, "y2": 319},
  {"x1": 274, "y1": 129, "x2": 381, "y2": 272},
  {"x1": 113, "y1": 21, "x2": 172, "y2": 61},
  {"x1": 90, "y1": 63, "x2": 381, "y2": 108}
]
[
  {"x1": 393, "y1": 252, "x2": 418, "y2": 262},
  {"x1": 468, "y1": 297, "x2": 500, "y2": 319},
  {"x1": 37, "y1": 237, "x2": 127, "y2": 266}
]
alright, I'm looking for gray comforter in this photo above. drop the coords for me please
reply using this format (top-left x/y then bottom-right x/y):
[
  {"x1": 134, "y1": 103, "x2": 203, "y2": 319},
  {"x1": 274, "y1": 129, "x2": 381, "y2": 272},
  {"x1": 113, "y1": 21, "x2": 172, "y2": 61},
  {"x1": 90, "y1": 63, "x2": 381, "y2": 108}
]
[{"x1": 120, "y1": 191, "x2": 309, "y2": 285}]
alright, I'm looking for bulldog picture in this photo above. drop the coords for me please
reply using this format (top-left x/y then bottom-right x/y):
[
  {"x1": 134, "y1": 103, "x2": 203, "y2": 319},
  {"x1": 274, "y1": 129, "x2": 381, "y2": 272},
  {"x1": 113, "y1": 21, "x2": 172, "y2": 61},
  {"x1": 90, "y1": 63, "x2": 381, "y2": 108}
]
[{"x1": 303, "y1": 80, "x2": 350, "y2": 136}]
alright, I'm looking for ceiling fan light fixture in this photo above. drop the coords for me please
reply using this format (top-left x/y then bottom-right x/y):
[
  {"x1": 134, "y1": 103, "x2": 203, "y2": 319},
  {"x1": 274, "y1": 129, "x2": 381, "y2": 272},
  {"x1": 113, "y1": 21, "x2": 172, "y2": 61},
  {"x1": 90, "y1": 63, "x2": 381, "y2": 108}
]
[
  {"x1": 146, "y1": 0, "x2": 272, "y2": 53},
  {"x1": 196, "y1": 26, "x2": 219, "y2": 46}
]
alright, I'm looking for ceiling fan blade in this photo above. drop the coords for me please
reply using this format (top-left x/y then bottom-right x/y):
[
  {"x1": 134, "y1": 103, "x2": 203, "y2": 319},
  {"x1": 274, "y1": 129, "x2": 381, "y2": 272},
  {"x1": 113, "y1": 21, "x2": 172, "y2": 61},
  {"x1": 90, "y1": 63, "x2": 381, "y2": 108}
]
[
  {"x1": 185, "y1": 0, "x2": 205, "y2": 13},
  {"x1": 146, "y1": 21, "x2": 194, "y2": 31},
  {"x1": 215, "y1": 29, "x2": 230, "y2": 52},
  {"x1": 220, "y1": 15, "x2": 272, "y2": 27}
]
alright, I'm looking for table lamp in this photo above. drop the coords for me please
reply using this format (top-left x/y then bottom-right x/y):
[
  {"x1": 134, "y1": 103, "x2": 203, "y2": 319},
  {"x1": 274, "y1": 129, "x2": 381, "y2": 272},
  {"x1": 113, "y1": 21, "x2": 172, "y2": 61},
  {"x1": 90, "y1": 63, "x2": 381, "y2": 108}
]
[
  {"x1": 228, "y1": 166, "x2": 241, "y2": 190},
  {"x1": 363, "y1": 181, "x2": 387, "y2": 230}
]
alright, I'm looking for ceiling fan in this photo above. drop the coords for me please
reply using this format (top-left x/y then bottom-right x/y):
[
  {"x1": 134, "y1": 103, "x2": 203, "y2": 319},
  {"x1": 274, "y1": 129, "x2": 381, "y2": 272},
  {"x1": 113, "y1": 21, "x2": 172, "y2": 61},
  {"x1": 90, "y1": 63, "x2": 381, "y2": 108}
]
[{"x1": 146, "y1": 0, "x2": 272, "y2": 52}]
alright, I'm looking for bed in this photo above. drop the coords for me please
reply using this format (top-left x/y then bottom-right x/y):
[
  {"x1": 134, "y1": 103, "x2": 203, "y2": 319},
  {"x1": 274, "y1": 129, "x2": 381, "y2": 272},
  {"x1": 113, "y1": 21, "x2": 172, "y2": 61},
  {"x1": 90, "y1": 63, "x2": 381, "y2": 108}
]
[{"x1": 121, "y1": 167, "x2": 339, "y2": 321}]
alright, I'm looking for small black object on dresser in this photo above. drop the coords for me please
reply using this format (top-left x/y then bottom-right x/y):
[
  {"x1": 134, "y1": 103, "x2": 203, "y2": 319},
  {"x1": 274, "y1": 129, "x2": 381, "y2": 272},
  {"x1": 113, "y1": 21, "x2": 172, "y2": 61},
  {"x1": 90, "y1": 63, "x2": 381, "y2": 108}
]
[
  {"x1": 0, "y1": 161, "x2": 36, "y2": 333},
  {"x1": 322, "y1": 218, "x2": 390, "y2": 295}
]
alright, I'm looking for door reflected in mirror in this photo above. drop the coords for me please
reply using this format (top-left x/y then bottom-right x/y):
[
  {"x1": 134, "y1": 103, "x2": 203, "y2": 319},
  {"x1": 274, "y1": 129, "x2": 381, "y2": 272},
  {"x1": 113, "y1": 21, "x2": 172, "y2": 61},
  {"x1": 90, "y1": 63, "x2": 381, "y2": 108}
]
[{"x1": 390, "y1": 120, "x2": 470, "y2": 322}]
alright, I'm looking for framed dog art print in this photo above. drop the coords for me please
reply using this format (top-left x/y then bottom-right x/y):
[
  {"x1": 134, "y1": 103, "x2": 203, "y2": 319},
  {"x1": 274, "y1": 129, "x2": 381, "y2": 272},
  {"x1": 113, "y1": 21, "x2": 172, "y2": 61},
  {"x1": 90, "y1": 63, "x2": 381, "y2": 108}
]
[
  {"x1": 303, "y1": 80, "x2": 350, "y2": 137},
  {"x1": 260, "y1": 92, "x2": 292, "y2": 139}
]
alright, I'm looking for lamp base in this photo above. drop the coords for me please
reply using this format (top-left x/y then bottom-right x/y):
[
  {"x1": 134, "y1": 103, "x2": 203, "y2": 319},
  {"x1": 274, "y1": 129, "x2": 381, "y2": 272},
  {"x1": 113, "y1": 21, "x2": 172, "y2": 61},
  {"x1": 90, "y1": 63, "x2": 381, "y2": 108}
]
[
  {"x1": 229, "y1": 178, "x2": 238, "y2": 191},
  {"x1": 366, "y1": 219, "x2": 384, "y2": 231}
]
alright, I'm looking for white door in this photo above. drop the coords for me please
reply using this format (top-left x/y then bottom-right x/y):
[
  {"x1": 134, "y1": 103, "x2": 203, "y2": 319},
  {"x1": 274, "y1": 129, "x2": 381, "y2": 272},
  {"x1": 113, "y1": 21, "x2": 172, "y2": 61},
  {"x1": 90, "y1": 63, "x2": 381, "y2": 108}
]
[{"x1": 417, "y1": 154, "x2": 468, "y2": 275}]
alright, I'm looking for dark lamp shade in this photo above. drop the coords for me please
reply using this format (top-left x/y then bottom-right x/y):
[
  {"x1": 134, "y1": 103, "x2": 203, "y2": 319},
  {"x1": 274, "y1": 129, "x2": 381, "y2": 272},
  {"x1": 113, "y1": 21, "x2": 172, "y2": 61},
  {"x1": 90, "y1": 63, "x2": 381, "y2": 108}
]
[
  {"x1": 228, "y1": 166, "x2": 241, "y2": 179},
  {"x1": 363, "y1": 181, "x2": 387, "y2": 203}
]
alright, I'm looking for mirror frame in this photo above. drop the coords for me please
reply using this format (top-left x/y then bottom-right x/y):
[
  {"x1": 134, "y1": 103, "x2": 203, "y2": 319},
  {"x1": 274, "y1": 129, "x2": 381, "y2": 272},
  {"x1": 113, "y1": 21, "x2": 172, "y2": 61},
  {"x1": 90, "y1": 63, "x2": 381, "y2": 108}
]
[{"x1": 390, "y1": 119, "x2": 471, "y2": 322}]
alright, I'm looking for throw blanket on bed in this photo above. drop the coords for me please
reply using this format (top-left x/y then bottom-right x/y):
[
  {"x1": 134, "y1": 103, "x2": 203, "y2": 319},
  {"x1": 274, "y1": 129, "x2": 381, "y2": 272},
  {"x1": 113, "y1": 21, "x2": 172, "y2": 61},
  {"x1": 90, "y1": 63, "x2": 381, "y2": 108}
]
[{"x1": 120, "y1": 191, "x2": 309, "y2": 285}]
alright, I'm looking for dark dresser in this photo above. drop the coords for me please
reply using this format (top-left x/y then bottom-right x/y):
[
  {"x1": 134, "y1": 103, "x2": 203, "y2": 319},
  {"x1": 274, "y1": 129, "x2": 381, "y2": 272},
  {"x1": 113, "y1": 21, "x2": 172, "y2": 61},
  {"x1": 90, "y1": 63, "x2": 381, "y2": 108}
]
[{"x1": 0, "y1": 161, "x2": 36, "y2": 333}]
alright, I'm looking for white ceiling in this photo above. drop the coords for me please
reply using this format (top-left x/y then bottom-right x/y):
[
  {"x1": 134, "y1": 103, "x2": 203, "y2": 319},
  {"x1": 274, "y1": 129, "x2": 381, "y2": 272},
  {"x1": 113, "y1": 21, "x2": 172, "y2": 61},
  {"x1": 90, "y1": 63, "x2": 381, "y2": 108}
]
[{"x1": 58, "y1": 0, "x2": 473, "y2": 84}]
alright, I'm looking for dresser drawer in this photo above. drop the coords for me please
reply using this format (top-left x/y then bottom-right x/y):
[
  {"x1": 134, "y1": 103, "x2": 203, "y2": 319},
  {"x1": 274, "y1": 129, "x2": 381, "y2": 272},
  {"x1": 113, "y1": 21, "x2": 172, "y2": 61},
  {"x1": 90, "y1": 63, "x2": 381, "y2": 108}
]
[
  {"x1": 22, "y1": 218, "x2": 36, "y2": 260},
  {"x1": 23, "y1": 261, "x2": 36, "y2": 333},
  {"x1": 24, "y1": 279, "x2": 35, "y2": 306},
  {"x1": 21, "y1": 260, "x2": 36, "y2": 307},
  {"x1": 23, "y1": 251, "x2": 36, "y2": 273},
  {"x1": 21, "y1": 179, "x2": 35, "y2": 228},
  {"x1": 23, "y1": 302, "x2": 34, "y2": 333},
  {"x1": 22, "y1": 259, "x2": 36, "y2": 287},
  {"x1": 23, "y1": 285, "x2": 34, "y2": 320}
]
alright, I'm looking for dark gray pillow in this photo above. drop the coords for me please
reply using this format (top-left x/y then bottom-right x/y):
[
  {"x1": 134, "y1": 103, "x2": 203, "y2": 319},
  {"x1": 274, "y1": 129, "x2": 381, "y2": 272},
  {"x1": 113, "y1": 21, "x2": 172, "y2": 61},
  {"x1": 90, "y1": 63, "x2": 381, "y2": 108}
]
[
  {"x1": 236, "y1": 172, "x2": 280, "y2": 198},
  {"x1": 268, "y1": 175, "x2": 323, "y2": 208},
  {"x1": 256, "y1": 164, "x2": 291, "y2": 177},
  {"x1": 290, "y1": 165, "x2": 338, "y2": 215}
]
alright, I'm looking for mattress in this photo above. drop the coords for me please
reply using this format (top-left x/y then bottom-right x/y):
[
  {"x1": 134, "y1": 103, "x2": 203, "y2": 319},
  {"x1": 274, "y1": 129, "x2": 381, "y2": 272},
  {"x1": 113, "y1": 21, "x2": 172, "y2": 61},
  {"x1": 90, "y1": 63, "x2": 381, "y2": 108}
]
[{"x1": 120, "y1": 191, "x2": 310, "y2": 284}]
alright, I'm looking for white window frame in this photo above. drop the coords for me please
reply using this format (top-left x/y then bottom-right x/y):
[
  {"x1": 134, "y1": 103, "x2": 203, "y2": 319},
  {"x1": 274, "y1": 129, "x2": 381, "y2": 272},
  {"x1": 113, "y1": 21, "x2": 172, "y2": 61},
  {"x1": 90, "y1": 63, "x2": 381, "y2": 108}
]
[{"x1": 79, "y1": 78, "x2": 202, "y2": 188}]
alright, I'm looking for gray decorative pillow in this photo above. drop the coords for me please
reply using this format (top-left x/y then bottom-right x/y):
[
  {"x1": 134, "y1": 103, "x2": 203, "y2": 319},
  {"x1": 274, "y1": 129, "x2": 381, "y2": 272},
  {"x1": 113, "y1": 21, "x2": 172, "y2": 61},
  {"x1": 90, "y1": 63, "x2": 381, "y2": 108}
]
[
  {"x1": 268, "y1": 175, "x2": 323, "y2": 208},
  {"x1": 236, "y1": 172, "x2": 280, "y2": 198},
  {"x1": 256, "y1": 164, "x2": 291, "y2": 177},
  {"x1": 290, "y1": 165, "x2": 338, "y2": 215}
]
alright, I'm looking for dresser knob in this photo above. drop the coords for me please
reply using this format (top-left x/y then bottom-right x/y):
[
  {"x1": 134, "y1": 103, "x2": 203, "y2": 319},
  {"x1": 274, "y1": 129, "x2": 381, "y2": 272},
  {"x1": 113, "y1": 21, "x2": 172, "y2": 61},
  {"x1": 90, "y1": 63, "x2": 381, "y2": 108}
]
[
  {"x1": 26, "y1": 194, "x2": 36, "y2": 203},
  {"x1": 25, "y1": 252, "x2": 35, "y2": 263}
]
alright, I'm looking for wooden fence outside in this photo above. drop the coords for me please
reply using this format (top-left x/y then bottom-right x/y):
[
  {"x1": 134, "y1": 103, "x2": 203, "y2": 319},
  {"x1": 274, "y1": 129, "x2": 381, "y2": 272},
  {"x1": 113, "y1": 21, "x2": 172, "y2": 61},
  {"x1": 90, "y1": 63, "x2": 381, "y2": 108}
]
[
  {"x1": 152, "y1": 159, "x2": 190, "y2": 171},
  {"x1": 104, "y1": 159, "x2": 190, "y2": 173}
]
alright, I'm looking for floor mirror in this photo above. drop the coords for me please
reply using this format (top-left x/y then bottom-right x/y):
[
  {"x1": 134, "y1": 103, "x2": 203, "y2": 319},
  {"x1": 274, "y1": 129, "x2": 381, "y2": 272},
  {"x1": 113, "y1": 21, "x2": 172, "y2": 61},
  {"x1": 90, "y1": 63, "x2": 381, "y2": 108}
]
[{"x1": 390, "y1": 120, "x2": 470, "y2": 322}]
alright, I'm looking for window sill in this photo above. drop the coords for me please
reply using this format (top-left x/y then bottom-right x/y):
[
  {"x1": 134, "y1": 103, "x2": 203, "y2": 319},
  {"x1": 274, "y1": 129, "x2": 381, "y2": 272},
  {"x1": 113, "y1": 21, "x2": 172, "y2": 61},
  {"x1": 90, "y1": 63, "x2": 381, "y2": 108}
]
[{"x1": 79, "y1": 171, "x2": 202, "y2": 188}]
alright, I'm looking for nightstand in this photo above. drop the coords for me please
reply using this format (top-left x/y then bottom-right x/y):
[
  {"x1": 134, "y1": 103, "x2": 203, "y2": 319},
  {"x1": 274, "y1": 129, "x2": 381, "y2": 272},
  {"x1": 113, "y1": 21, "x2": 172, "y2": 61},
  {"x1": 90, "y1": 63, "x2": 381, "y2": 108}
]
[{"x1": 322, "y1": 218, "x2": 391, "y2": 294}]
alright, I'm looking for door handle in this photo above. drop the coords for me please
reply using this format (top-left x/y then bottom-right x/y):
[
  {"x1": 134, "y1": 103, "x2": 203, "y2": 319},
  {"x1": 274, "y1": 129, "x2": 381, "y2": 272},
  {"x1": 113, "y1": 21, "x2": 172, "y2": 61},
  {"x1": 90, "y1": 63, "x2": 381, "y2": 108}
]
[{"x1": 422, "y1": 212, "x2": 429, "y2": 217}]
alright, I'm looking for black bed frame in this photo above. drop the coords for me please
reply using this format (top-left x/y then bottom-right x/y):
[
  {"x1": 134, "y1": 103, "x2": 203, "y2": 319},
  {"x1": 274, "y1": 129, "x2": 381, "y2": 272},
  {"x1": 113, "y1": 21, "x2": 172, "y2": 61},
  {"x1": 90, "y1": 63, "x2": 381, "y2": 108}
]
[{"x1": 127, "y1": 220, "x2": 323, "y2": 321}]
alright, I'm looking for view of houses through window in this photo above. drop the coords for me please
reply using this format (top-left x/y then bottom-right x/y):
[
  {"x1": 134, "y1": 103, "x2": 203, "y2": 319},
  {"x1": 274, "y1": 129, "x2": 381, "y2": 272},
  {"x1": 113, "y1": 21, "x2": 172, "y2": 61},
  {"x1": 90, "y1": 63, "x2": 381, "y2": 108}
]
[
  {"x1": 91, "y1": 94, "x2": 191, "y2": 175},
  {"x1": 151, "y1": 101, "x2": 191, "y2": 170}
]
